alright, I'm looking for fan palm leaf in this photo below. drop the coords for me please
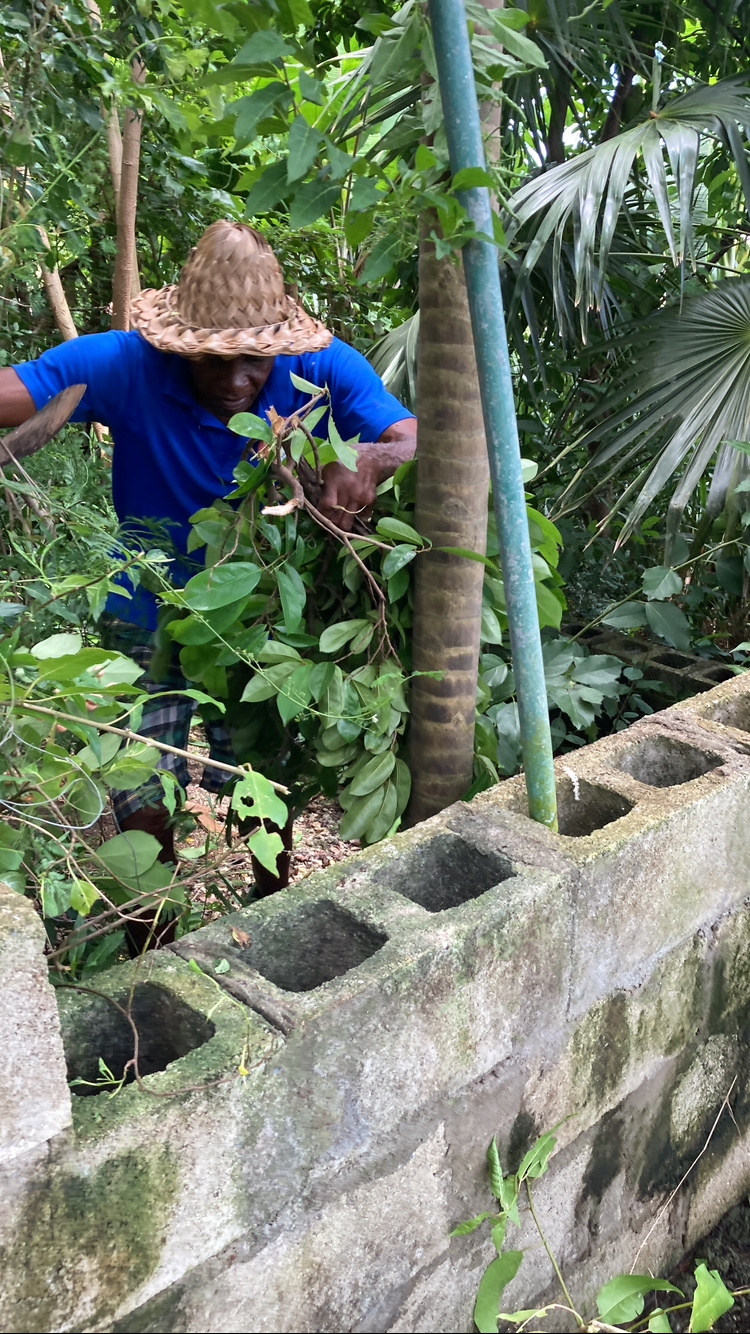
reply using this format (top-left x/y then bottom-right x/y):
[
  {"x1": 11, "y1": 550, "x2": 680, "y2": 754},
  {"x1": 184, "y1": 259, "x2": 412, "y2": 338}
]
[
  {"x1": 508, "y1": 78, "x2": 750, "y2": 331},
  {"x1": 367, "y1": 314, "x2": 420, "y2": 412},
  {"x1": 558, "y1": 278, "x2": 750, "y2": 558}
]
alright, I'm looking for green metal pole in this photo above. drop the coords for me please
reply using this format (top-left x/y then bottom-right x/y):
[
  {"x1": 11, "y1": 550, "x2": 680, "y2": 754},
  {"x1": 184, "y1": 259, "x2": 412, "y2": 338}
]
[{"x1": 427, "y1": 0, "x2": 558, "y2": 828}]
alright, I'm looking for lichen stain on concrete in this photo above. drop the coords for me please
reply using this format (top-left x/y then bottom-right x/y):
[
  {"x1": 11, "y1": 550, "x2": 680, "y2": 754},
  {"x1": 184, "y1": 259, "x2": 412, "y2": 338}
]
[
  {"x1": 573, "y1": 991, "x2": 631, "y2": 1106},
  {"x1": 2, "y1": 1146, "x2": 178, "y2": 1331}
]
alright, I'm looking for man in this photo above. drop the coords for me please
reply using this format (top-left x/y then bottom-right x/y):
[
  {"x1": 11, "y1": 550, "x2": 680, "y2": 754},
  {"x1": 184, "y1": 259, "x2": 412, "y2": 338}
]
[{"x1": 0, "y1": 220, "x2": 416, "y2": 867}]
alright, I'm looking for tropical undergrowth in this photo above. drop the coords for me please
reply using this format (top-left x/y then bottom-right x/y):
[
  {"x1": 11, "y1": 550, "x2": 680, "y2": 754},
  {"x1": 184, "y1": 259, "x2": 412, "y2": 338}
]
[{"x1": 0, "y1": 377, "x2": 663, "y2": 979}]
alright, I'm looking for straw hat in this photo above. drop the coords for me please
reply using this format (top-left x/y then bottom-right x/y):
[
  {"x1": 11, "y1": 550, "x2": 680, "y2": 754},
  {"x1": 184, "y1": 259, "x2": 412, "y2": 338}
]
[{"x1": 130, "y1": 221, "x2": 332, "y2": 358}]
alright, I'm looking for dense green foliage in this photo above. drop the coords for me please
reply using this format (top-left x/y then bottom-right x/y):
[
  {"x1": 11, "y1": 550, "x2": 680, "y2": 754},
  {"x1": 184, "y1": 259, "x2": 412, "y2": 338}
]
[{"x1": 3, "y1": 0, "x2": 750, "y2": 973}]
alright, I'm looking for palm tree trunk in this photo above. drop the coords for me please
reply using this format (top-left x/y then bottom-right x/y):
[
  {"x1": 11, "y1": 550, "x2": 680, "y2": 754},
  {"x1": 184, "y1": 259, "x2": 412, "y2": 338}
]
[{"x1": 407, "y1": 223, "x2": 490, "y2": 823}]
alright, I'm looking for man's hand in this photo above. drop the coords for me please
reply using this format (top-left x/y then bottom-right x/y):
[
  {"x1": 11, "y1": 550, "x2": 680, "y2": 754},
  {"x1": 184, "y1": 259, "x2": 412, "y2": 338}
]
[{"x1": 317, "y1": 418, "x2": 417, "y2": 532}]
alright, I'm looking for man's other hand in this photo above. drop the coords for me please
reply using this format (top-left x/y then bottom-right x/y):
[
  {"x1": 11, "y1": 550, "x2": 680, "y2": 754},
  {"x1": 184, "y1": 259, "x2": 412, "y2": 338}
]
[{"x1": 317, "y1": 418, "x2": 417, "y2": 533}]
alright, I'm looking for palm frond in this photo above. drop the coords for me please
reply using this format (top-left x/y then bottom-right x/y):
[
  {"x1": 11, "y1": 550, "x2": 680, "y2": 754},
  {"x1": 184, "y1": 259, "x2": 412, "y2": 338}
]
[
  {"x1": 559, "y1": 278, "x2": 750, "y2": 557},
  {"x1": 508, "y1": 78, "x2": 750, "y2": 333},
  {"x1": 367, "y1": 314, "x2": 419, "y2": 412}
]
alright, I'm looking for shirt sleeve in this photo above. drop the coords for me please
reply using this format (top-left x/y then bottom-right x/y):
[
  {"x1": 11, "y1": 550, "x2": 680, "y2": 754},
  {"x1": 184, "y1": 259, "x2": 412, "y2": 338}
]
[
  {"x1": 13, "y1": 331, "x2": 138, "y2": 427},
  {"x1": 321, "y1": 339, "x2": 415, "y2": 442}
]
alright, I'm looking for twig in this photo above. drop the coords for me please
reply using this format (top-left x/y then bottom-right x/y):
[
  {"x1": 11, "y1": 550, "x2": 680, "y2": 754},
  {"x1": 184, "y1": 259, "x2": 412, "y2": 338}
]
[
  {"x1": 630, "y1": 1077, "x2": 737, "y2": 1272},
  {"x1": 526, "y1": 1180, "x2": 583, "y2": 1327},
  {"x1": 16, "y1": 702, "x2": 290, "y2": 793},
  {"x1": 60, "y1": 982, "x2": 275, "y2": 1099}
]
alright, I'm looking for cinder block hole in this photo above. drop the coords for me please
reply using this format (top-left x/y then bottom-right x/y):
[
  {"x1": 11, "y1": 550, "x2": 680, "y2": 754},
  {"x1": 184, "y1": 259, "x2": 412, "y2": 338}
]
[
  {"x1": 235, "y1": 900, "x2": 387, "y2": 992},
  {"x1": 60, "y1": 983, "x2": 215, "y2": 1097},
  {"x1": 613, "y1": 735, "x2": 723, "y2": 787},
  {"x1": 556, "y1": 776, "x2": 634, "y2": 837},
  {"x1": 375, "y1": 833, "x2": 514, "y2": 912},
  {"x1": 703, "y1": 695, "x2": 750, "y2": 733},
  {"x1": 651, "y1": 651, "x2": 695, "y2": 670},
  {"x1": 699, "y1": 665, "x2": 736, "y2": 683}
]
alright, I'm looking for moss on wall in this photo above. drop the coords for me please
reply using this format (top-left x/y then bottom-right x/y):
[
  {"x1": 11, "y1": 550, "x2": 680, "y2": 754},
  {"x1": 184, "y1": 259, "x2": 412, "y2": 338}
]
[{"x1": 2, "y1": 1146, "x2": 178, "y2": 1332}]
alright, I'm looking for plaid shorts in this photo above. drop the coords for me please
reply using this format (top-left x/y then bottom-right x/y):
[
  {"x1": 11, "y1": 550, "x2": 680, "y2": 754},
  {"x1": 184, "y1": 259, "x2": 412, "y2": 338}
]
[{"x1": 100, "y1": 616, "x2": 236, "y2": 825}]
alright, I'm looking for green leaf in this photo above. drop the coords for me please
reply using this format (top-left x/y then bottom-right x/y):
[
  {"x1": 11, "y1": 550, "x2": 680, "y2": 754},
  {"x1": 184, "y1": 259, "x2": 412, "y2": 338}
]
[
  {"x1": 382, "y1": 545, "x2": 417, "y2": 579},
  {"x1": 0, "y1": 848, "x2": 23, "y2": 873},
  {"x1": 518, "y1": 1131, "x2": 558, "y2": 1181},
  {"x1": 491, "y1": 1218, "x2": 508, "y2": 1255},
  {"x1": 370, "y1": 17, "x2": 421, "y2": 82},
  {"x1": 645, "y1": 600, "x2": 691, "y2": 651},
  {"x1": 481, "y1": 606, "x2": 504, "y2": 645},
  {"x1": 450, "y1": 1212, "x2": 493, "y2": 1237},
  {"x1": 30, "y1": 632, "x2": 82, "y2": 659},
  {"x1": 232, "y1": 771, "x2": 288, "y2": 827},
  {"x1": 319, "y1": 619, "x2": 370, "y2": 654},
  {"x1": 105, "y1": 745, "x2": 161, "y2": 788},
  {"x1": 349, "y1": 749, "x2": 396, "y2": 797},
  {"x1": 290, "y1": 371, "x2": 324, "y2": 395},
  {"x1": 362, "y1": 778, "x2": 398, "y2": 844},
  {"x1": 241, "y1": 673, "x2": 279, "y2": 702},
  {"x1": 649, "y1": 1310, "x2": 673, "y2": 1332},
  {"x1": 227, "y1": 411, "x2": 274, "y2": 443},
  {"x1": 70, "y1": 878, "x2": 100, "y2": 916},
  {"x1": 276, "y1": 564, "x2": 307, "y2": 632},
  {"x1": 393, "y1": 757, "x2": 411, "y2": 816},
  {"x1": 438, "y1": 546, "x2": 495, "y2": 567},
  {"x1": 42, "y1": 879, "x2": 72, "y2": 918},
  {"x1": 248, "y1": 827, "x2": 285, "y2": 875},
  {"x1": 288, "y1": 0, "x2": 314, "y2": 24},
  {"x1": 233, "y1": 31, "x2": 292, "y2": 65},
  {"x1": 376, "y1": 516, "x2": 424, "y2": 545},
  {"x1": 474, "y1": 1252, "x2": 524, "y2": 1334},
  {"x1": 339, "y1": 785, "x2": 386, "y2": 841},
  {"x1": 232, "y1": 83, "x2": 290, "y2": 145},
  {"x1": 277, "y1": 661, "x2": 313, "y2": 724},
  {"x1": 453, "y1": 166, "x2": 493, "y2": 190},
  {"x1": 96, "y1": 831, "x2": 161, "y2": 881},
  {"x1": 572, "y1": 655, "x2": 624, "y2": 689},
  {"x1": 690, "y1": 1264, "x2": 734, "y2": 1332},
  {"x1": 597, "y1": 1276, "x2": 683, "y2": 1327},
  {"x1": 289, "y1": 178, "x2": 341, "y2": 229},
  {"x1": 487, "y1": 1137, "x2": 504, "y2": 1199},
  {"x1": 299, "y1": 69, "x2": 324, "y2": 104},
  {"x1": 415, "y1": 144, "x2": 439, "y2": 172},
  {"x1": 349, "y1": 175, "x2": 382, "y2": 212},
  {"x1": 490, "y1": 13, "x2": 547, "y2": 67},
  {"x1": 245, "y1": 160, "x2": 289, "y2": 217},
  {"x1": 287, "y1": 115, "x2": 323, "y2": 183},
  {"x1": 213, "y1": 958, "x2": 231, "y2": 975},
  {"x1": 183, "y1": 563, "x2": 262, "y2": 612},
  {"x1": 360, "y1": 234, "x2": 401, "y2": 284},
  {"x1": 345, "y1": 209, "x2": 375, "y2": 248},
  {"x1": 642, "y1": 566, "x2": 683, "y2": 600},
  {"x1": 76, "y1": 733, "x2": 121, "y2": 771},
  {"x1": 602, "y1": 602, "x2": 649, "y2": 629}
]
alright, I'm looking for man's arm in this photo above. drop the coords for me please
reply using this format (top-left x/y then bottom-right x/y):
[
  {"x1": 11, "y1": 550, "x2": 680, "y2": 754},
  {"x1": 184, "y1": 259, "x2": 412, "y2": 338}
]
[
  {"x1": 317, "y1": 418, "x2": 417, "y2": 532},
  {"x1": 0, "y1": 368, "x2": 37, "y2": 428}
]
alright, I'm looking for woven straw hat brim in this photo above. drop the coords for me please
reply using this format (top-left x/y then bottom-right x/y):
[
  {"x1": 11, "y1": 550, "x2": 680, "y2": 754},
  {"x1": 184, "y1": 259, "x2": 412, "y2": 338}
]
[{"x1": 130, "y1": 285, "x2": 332, "y2": 358}]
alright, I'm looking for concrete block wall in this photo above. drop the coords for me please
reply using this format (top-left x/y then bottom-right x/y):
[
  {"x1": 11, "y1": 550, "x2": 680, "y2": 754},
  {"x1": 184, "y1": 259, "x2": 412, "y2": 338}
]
[{"x1": 3, "y1": 674, "x2": 750, "y2": 1332}]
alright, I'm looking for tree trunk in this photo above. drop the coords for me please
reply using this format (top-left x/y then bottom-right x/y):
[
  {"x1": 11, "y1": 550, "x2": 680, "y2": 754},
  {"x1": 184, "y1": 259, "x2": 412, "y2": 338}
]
[
  {"x1": 407, "y1": 227, "x2": 490, "y2": 823},
  {"x1": 104, "y1": 98, "x2": 141, "y2": 299},
  {"x1": 37, "y1": 227, "x2": 78, "y2": 341},
  {"x1": 111, "y1": 58, "x2": 146, "y2": 331}
]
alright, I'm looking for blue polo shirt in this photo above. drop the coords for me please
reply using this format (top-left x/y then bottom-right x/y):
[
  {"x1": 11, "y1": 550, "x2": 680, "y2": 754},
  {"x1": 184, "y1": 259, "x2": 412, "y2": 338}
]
[{"x1": 16, "y1": 331, "x2": 412, "y2": 630}]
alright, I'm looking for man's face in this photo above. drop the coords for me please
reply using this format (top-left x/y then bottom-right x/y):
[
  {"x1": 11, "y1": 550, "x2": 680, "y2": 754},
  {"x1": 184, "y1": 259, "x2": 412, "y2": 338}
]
[{"x1": 188, "y1": 354, "x2": 275, "y2": 422}]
